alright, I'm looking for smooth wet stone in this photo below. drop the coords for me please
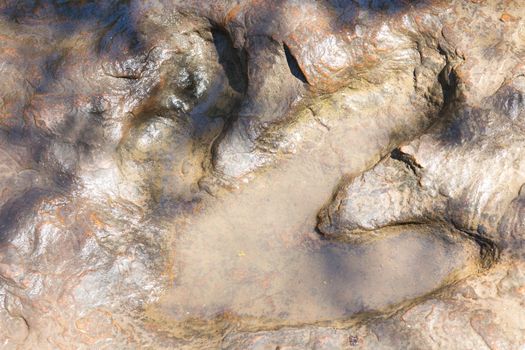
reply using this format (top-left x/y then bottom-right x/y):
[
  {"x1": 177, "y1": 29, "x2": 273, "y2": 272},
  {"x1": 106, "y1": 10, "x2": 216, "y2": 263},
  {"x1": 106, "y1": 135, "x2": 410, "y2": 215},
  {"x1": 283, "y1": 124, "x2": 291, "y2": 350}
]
[{"x1": 152, "y1": 224, "x2": 479, "y2": 325}]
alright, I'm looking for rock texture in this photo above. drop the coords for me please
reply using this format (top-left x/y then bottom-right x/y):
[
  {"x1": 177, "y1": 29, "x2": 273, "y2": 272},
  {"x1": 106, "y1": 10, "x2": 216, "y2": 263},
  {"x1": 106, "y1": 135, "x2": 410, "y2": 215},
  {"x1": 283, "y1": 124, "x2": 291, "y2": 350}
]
[{"x1": 0, "y1": 0, "x2": 524, "y2": 349}]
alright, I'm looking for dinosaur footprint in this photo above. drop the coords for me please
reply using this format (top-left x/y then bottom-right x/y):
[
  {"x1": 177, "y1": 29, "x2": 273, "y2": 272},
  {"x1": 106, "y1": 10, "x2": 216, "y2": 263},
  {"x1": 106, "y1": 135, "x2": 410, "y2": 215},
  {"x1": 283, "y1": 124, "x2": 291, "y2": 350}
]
[{"x1": 318, "y1": 77, "x2": 525, "y2": 259}]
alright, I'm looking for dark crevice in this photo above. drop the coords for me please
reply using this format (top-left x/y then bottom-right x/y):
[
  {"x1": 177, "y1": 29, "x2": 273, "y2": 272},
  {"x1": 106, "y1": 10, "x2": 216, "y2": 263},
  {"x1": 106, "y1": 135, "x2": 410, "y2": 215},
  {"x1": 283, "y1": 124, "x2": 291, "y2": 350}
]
[
  {"x1": 283, "y1": 43, "x2": 308, "y2": 84},
  {"x1": 437, "y1": 52, "x2": 461, "y2": 107},
  {"x1": 390, "y1": 148, "x2": 421, "y2": 175},
  {"x1": 211, "y1": 28, "x2": 248, "y2": 94},
  {"x1": 454, "y1": 224, "x2": 500, "y2": 269}
]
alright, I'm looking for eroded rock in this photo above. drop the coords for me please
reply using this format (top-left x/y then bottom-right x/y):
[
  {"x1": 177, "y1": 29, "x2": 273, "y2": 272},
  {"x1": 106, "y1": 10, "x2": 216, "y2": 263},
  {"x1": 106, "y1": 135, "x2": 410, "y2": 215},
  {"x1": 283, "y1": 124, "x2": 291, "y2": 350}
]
[{"x1": 0, "y1": 0, "x2": 525, "y2": 349}]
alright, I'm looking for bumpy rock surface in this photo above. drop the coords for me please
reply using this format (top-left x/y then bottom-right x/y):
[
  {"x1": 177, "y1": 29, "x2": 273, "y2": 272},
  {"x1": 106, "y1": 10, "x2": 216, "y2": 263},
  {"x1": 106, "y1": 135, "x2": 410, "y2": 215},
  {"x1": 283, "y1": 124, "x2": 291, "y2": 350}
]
[{"x1": 0, "y1": 0, "x2": 524, "y2": 349}]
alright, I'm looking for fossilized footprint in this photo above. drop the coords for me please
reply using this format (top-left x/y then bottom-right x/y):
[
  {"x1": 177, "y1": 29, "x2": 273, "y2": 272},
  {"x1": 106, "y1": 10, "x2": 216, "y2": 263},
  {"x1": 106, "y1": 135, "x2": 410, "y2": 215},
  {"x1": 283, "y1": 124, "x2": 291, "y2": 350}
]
[{"x1": 318, "y1": 76, "x2": 525, "y2": 265}]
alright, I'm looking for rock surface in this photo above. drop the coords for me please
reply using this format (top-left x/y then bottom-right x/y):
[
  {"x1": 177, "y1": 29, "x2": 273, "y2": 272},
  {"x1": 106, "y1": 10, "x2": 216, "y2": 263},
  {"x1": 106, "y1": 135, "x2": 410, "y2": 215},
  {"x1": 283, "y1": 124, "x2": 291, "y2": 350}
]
[{"x1": 0, "y1": 0, "x2": 524, "y2": 349}]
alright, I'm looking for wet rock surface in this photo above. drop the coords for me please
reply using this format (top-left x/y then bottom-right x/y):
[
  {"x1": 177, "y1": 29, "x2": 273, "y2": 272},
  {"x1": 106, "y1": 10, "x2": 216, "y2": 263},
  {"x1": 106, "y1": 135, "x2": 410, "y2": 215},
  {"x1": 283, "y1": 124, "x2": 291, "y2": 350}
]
[{"x1": 0, "y1": 0, "x2": 525, "y2": 348}]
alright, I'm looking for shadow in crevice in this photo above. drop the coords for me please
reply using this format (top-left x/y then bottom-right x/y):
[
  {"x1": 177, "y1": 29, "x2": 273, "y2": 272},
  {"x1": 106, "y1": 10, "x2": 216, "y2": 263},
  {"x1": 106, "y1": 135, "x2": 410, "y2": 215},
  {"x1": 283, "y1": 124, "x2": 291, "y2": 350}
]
[
  {"x1": 283, "y1": 43, "x2": 308, "y2": 84},
  {"x1": 211, "y1": 28, "x2": 247, "y2": 95}
]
